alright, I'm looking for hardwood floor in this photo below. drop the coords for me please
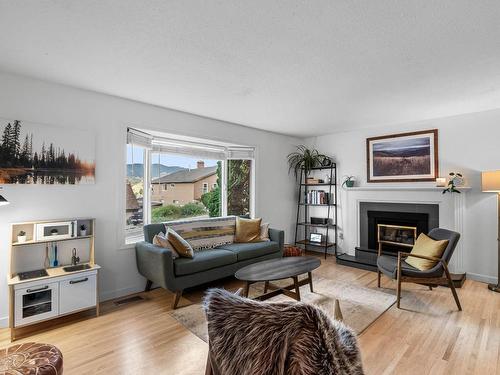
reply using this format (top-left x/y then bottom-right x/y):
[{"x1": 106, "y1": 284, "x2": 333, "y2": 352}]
[{"x1": 1, "y1": 253, "x2": 499, "y2": 374}]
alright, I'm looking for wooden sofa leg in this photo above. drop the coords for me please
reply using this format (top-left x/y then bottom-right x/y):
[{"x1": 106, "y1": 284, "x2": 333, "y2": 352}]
[
  {"x1": 172, "y1": 290, "x2": 182, "y2": 309},
  {"x1": 145, "y1": 280, "x2": 153, "y2": 292}
]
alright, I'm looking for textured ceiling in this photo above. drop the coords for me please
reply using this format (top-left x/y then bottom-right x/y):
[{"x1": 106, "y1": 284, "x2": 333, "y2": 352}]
[{"x1": 1, "y1": 1, "x2": 500, "y2": 137}]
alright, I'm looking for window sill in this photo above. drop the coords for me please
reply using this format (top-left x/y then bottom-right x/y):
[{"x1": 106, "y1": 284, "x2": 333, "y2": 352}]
[{"x1": 120, "y1": 235, "x2": 144, "y2": 250}]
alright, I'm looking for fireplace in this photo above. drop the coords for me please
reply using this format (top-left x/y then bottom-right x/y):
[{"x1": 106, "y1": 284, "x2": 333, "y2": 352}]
[
  {"x1": 367, "y1": 210, "x2": 429, "y2": 253},
  {"x1": 336, "y1": 201, "x2": 439, "y2": 271}
]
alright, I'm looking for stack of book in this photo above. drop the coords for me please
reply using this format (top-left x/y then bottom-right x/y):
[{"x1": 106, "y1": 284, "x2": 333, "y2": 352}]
[
  {"x1": 305, "y1": 190, "x2": 333, "y2": 204},
  {"x1": 305, "y1": 178, "x2": 324, "y2": 184}
]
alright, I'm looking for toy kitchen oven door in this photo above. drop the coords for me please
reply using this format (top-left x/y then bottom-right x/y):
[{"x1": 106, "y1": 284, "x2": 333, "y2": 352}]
[{"x1": 35, "y1": 220, "x2": 77, "y2": 241}]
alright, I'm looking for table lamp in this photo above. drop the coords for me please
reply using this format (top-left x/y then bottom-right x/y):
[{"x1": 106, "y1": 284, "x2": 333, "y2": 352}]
[{"x1": 482, "y1": 170, "x2": 500, "y2": 292}]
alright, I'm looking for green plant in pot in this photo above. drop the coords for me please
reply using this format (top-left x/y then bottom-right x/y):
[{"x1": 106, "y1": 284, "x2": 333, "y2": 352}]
[
  {"x1": 442, "y1": 172, "x2": 463, "y2": 194},
  {"x1": 287, "y1": 145, "x2": 331, "y2": 178},
  {"x1": 342, "y1": 176, "x2": 355, "y2": 188},
  {"x1": 17, "y1": 230, "x2": 27, "y2": 243}
]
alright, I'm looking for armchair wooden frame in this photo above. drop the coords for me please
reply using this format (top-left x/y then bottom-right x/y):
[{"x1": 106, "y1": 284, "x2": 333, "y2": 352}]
[{"x1": 377, "y1": 247, "x2": 462, "y2": 311}]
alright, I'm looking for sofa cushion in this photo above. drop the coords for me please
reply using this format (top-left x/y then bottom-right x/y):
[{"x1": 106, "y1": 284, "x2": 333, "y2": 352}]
[
  {"x1": 217, "y1": 241, "x2": 280, "y2": 261},
  {"x1": 174, "y1": 249, "x2": 237, "y2": 276},
  {"x1": 234, "y1": 217, "x2": 262, "y2": 243},
  {"x1": 168, "y1": 216, "x2": 236, "y2": 250}
]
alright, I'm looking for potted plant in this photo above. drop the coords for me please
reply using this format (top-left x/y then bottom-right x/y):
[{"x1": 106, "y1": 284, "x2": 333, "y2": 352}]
[
  {"x1": 342, "y1": 175, "x2": 355, "y2": 188},
  {"x1": 443, "y1": 172, "x2": 463, "y2": 194},
  {"x1": 287, "y1": 145, "x2": 331, "y2": 179},
  {"x1": 80, "y1": 224, "x2": 87, "y2": 236},
  {"x1": 17, "y1": 230, "x2": 27, "y2": 243},
  {"x1": 50, "y1": 228, "x2": 59, "y2": 236}
]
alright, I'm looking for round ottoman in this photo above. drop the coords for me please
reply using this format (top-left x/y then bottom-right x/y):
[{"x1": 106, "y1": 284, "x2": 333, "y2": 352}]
[{"x1": 0, "y1": 343, "x2": 63, "y2": 375}]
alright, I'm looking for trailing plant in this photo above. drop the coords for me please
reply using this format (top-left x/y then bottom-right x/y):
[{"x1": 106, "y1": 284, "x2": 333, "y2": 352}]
[
  {"x1": 442, "y1": 172, "x2": 463, "y2": 194},
  {"x1": 287, "y1": 145, "x2": 331, "y2": 178},
  {"x1": 18, "y1": 230, "x2": 26, "y2": 236},
  {"x1": 80, "y1": 224, "x2": 87, "y2": 231}
]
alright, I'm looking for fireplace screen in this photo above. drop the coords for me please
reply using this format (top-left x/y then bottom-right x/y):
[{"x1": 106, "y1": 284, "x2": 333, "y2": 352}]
[{"x1": 377, "y1": 224, "x2": 417, "y2": 248}]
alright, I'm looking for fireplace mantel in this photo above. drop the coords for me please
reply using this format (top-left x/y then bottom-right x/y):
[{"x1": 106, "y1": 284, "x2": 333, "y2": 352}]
[
  {"x1": 345, "y1": 186, "x2": 472, "y2": 192},
  {"x1": 342, "y1": 188, "x2": 470, "y2": 274}
]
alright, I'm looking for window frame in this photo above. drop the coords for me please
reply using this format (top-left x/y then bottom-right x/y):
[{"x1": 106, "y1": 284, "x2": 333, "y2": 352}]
[{"x1": 123, "y1": 130, "x2": 256, "y2": 246}]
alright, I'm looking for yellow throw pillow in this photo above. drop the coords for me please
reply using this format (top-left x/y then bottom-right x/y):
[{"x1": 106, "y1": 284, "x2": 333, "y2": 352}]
[
  {"x1": 405, "y1": 233, "x2": 449, "y2": 271},
  {"x1": 166, "y1": 228, "x2": 194, "y2": 258},
  {"x1": 153, "y1": 232, "x2": 180, "y2": 259},
  {"x1": 235, "y1": 217, "x2": 262, "y2": 243}
]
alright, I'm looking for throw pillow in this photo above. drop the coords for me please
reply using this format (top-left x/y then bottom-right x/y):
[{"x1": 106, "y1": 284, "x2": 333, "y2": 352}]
[
  {"x1": 405, "y1": 233, "x2": 449, "y2": 271},
  {"x1": 259, "y1": 222, "x2": 270, "y2": 242},
  {"x1": 235, "y1": 217, "x2": 262, "y2": 243},
  {"x1": 167, "y1": 228, "x2": 194, "y2": 258},
  {"x1": 153, "y1": 232, "x2": 180, "y2": 259}
]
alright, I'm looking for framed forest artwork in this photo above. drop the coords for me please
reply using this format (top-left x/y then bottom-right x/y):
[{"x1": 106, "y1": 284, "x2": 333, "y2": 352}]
[
  {"x1": 366, "y1": 129, "x2": 438, "y2": 183},
  {"x1": 0, "y1": 118, "x2": 95, "y2": 184}
]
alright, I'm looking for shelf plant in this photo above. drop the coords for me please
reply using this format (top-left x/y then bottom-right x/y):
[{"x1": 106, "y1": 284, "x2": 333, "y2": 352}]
[
  {"x1": 17, "y1": 230, "x2": 27, "y2": 243},
  {"x1": 287, "y1": 145, "x2": 331, "y2": 179}
]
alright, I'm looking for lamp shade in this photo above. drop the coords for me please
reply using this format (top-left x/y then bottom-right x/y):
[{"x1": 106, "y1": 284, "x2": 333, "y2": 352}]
[{"x1": 482, "y1": 170, "x2": 500, "y2": 192}]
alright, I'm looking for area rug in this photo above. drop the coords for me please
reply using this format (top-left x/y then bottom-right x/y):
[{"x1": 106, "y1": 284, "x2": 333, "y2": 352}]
[{"x1": 170, "y1": 276, "x2": 396, "y2": 343}]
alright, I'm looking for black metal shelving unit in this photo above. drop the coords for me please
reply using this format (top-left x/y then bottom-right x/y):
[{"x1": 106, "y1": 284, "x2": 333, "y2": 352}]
[{"x1": 294, "y1": 165, "x2": 337, "y2": 259}]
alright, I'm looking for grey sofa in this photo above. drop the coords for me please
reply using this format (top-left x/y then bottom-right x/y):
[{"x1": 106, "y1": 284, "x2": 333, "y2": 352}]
[{"x1": 135, "y1": 220, "x2": 284, "y2": 308}]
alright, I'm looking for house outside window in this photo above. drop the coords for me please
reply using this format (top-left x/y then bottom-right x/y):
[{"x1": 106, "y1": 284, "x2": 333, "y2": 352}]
[{"x1": 202, "y1": 182, "x2": 209, "y2": 194}]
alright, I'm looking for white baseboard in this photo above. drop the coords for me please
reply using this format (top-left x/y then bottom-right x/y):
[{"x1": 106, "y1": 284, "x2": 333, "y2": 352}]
[
  {"x1": 99, "y1": 284, "x2": 144, "y2": 302},
  {"x1": 0, "y1": 316, "x2": 8, "y2": 328},
  {"x1": 466, "y1": 272, "x2": 497, "y2": 285}
]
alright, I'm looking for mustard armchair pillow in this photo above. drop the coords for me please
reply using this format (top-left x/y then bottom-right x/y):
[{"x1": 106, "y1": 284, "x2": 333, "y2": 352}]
[{"x1": 405, "y1": 233, "x2": 449, "y2": 271}]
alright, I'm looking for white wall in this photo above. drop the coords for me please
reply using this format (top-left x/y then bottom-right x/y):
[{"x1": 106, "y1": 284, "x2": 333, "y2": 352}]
[
  {"x1": 0, "y1": 72, "x2": 300, "y2": 327},
  {"x1": 306, "y1": 110, "x2": 500, "y2": 283}
]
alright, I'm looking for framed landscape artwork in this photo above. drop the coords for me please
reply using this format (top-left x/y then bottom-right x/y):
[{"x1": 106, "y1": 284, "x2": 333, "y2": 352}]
[
  {"x1": 366, "y1": 129, "x2": 438, "y2": 182},
  {"x1": 0, "y1": 118, "x2": 95, "y2": 184}
]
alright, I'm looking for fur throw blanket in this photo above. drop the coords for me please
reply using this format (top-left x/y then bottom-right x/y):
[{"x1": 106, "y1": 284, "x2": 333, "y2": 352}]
[{"x1": 203, "y1": 288, "x2": 364, "y2": 375}]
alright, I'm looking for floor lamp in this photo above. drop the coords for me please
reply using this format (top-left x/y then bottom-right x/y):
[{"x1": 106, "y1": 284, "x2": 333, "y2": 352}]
[{"x1": 482, "y1": 170, "x2": 500, "y2": 292}]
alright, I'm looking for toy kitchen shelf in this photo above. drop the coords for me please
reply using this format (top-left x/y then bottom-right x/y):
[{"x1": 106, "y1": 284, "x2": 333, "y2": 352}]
[{"x1": 8, "y1": 218, "x2": 100, "y2": 341}]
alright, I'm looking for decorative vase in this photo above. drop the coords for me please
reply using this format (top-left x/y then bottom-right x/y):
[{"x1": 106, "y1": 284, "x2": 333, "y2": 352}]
[
  {"x1": 17, "y1": 235, "x2": 27, "y2": 243},
  {"x1": 80, "y1": 230, "x2": 87, "y2": 236},
  {"x1": 345, "y1": 180, "x2": 355, "y2": 188}
]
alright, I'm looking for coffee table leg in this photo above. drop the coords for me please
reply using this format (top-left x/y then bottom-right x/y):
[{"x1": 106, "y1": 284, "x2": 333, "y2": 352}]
[
  {"x1": 307, "y1": 272, "x2": 314, "y2": 293},
  {"x1": 244, "y1": 281, "x2": 251, "y2": 298},
  {"x1": 293, "y1": 276, "x2": 301, "y2": 301},
  {"x1": 264, "y1": 281, "x2": 269, "y2": 293}
]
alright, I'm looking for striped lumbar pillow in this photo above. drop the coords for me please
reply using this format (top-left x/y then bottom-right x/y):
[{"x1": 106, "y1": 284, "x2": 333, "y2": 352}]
[{"x1": 166, "y1": 216, "x2": 236, "y2": 251}]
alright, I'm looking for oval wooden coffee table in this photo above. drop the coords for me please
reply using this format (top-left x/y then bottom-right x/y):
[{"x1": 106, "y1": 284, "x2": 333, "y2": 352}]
[{"x1": 235, "y1": 256, "x2": 321, "y2": 301}]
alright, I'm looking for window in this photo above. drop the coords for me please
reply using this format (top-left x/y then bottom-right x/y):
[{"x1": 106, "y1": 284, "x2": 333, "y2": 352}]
[
  {"x1": 125, "y1": 143, "x2": 146, "y2": 244},
  {"x1": 125, "y1": 128, "x2": 255, "y2": 243},
  {"x1": 151, "y1": 152, "x2": 220, "y2": 223},
  {"x1": 227, "y1": 159, "x2": 252, "y2": 217}
]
